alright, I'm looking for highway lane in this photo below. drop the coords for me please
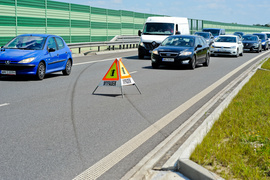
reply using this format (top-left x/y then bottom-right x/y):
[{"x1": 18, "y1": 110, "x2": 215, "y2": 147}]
[{"x1": 0, "y1": 50, "x2": 269, "y2": 180}]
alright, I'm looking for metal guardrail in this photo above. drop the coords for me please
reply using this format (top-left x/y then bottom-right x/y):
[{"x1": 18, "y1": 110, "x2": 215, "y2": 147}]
[{"x1": 67, "y1": 35, "x2": 140, "y2": 54}]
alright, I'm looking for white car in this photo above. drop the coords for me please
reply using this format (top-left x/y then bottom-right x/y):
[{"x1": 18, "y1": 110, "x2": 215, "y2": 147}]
[{"x1": 210, "y1": 35, "x2": 244, "y2": 57}]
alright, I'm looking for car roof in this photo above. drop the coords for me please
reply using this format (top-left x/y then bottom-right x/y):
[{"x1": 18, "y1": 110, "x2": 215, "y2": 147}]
[
  {"x1": 171, "y1": 35, "x2": 198, "y2": 38},
  {"x1": 253, "y1": 33, "x2": 265, "y2": 35},
  {"x1": 218, "y1": 35, "x2": 238, "y2": 37},
  {"x1": 17, "y1": 34, "x2": 57, "y2": 38},
  {"x1": 243, "y1": 34, "x2": 257, "y2": 37}
]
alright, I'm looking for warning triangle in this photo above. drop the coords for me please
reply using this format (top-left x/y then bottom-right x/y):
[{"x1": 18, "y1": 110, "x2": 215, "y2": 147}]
[
  {"x1": 119, "y1": 59, "x2": 131, "y2": 79},
  {"x1": 92, "y1": 58, "x2": 141, "y2": 97},
  {"x1": 102, "y1": 59, "x2": 119, "y2": 81}
]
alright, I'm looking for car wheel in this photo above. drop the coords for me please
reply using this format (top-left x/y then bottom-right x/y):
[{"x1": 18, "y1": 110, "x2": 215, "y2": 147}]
[
  {"x1": 36, "y1": 62, "x2": 45, "y2": 80},
  {"x1": 235, "y1": 49, "x2": 239, "y2": 57},
  {"x1": 62, "y1": 59, "x2": 72, "y2": 75},
  {"x1": 203, "y1": 53, "x2": 210, "y2": 66},
  {"x1": 138, "y1": 51, "x2": 144, "y2": 59},
  {"x1": 152, "y1": 62, "x2": 159, "y2": 69},
  {"x1": 240, "y1": 50, "x2": 243, "y2": 56},
  {"x1": 189, "y1": 56, "x2": 196, "y2": 70}
]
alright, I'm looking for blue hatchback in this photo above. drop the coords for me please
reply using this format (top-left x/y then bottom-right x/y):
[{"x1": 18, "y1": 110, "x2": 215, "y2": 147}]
[{"x1": 0, "y1": 34, "x2": 72, "y2": 80}]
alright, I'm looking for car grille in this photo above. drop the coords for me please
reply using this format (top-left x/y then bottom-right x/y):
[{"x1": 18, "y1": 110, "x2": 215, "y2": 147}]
[
  {"x1": 214, "y1": 46, "x2": 231, "y2": 49},
  {"x1": 143, "y1": 42, "x2": 160, "y2": 50},
  {"x1": 213, "y1": 51, "x2": 231, "y2": 54},
  {"x1": 244, "y1": 43, "x2": 253, "y2": 48},
  {"x1": 159, "y1": 52, "x2": 179, "y2": 57}
]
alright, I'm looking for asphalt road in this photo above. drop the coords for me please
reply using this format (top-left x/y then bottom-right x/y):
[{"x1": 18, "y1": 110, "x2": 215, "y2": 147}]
[{"x1": 0, "y1": 50, "x2": 269, "y2": 180}]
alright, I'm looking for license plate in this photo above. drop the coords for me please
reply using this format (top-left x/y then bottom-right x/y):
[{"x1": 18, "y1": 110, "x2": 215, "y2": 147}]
[
  {"x1": 1, "y1": 70, "x2": 16, "y2": 75},
  {"x1": 162, "y1": 58, "x2": 174, "y2": 62}
]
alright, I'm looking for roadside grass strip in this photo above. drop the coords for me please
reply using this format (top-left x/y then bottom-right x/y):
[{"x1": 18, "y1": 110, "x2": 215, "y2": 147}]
[{"x1": 190, "y1": 58, "x2": 270, "y2": 179}]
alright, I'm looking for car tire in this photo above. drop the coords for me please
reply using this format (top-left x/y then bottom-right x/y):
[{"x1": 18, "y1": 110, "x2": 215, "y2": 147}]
[
  {"x1": 62, "y1": 59, "x2": 72, "y2": 75},
  {"x1": 240, "y1": 50, "x2": 243, "y2": 56},
  {"x1": 235, "y1": 49, "x2": 239, "y2": 57},
  {"x1": 138, "y1": 51, "x2": 144, "y2": 59},
  {"x1": 203, "y1": 53, "x2": 210, "y2": 66},
  {"x1": 36, "y1": 62, "x2": 45, "y2": 80},
  {"x1": 189, "y1": 56, "x2": 196, "y2": 70},
  {"x1": 152, "y1": 62, "x2": 159, "y2": 69}
]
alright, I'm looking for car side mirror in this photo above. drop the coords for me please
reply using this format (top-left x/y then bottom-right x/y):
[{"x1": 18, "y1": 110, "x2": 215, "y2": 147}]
[
  {"x1": 197, "y1": 44, "x2": 202, "y2": 48},
  {"x1": 175, "y1": 31, "x2": 181, "y2": 35},
  {"x1": 48, "y1": 48, "x2": 56, "y2": 52},
  {"x1": 138, "y1": 30, "x2": 142, "y2": 36}
]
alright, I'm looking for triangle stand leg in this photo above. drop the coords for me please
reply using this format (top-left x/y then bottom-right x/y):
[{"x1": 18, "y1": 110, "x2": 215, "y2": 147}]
[
  {"x1": 92, "y1": 86, "x2": 99, "y2": 94},
  {"x1": 120, "y1": 86, "x2": 124, "y2": 98},
  {"x1": 134, "y1": 84, "x2": 142, "y2": 94}
]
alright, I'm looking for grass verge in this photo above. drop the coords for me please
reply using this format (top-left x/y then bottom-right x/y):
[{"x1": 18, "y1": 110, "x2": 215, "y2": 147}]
[{"x1": 190, "y1": 58, "x2": 270, "y2": 179}]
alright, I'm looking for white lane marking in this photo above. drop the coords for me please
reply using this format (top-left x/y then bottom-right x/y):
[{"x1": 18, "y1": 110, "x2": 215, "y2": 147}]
[
  {"x1": 0, "y1": 103, "x2": 10, "y2": 107},
  {"x1": 73, "y1": 58, "x2": 114, "y2": 66},
  {"x1": 73, "y1": 52, "x2": 268, "y2": 180},
  {"x1": 129, "y1": 71, "x2": 137, "y2": 74}
]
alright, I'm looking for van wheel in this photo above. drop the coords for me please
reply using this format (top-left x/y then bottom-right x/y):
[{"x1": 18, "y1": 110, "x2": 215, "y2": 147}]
[
  {"x1": 138, "y1": 51, "x2": 144, "y2": 59},
  {"x1": 152, "y1": 62, "x2": 159, "y2": 69}
]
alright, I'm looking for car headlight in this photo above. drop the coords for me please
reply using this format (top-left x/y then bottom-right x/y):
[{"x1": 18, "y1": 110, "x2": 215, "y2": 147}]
[
  {"x1": 262, "y1": 42, "x2": 266, "y2": 45},
  {"x1": 211, "y1": 45, "x2": 215, "y2": 48},
  {"x1": 179, "y1": 51, "x2": 192, "y2": 56},
  {"x1": 253, "y1": 43, "x2": 259, "y2": 47},
  {"x1": 18, "y1": 57, "x2": 35, "y2": 63},
  {"x1": 231, "y1": 46, "x2": 236, "y2": 49},
  {"x1": 152, "y1": 50, "x2": 158, "y2": 55},
  {"x1": 139, "y1": 41, "x2": 144, "y2": 47}
]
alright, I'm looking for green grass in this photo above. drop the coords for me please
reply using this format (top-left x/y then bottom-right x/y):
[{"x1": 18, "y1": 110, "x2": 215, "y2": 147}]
[{"x1": 190, "y1": 58, "x2": 270, "y2": 179}]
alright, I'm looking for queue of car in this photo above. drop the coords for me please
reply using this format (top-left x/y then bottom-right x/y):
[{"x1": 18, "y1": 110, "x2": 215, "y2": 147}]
[{"x1": 149, "y1": 29, "x2": 269, "y2": 70}]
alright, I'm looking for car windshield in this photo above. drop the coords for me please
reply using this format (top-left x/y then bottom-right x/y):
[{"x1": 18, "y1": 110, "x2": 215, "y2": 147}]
[
  {"x1": 254, "y1": 34, "x2": 265, "y2": 40},
  {"x1": 203, "y1": 29, "x2": 220, "y2": 36},
  {"x1": 216, "y1": 36, "x2": 236, "y2": 43},
  {"x1": 4, "y1": 36, "x2": 46, "y2": 50},
  {"x1": 161, "y1": 36, "x2": 194, "y2": 47},
  {"x1": 143, "y1": 23, "x2": 174, "y2": 35},
  {"x1": 243, "y1": 36, "x2": 257, "y2": 41},
  {"x1": 195, "y1": 33, "x2": 209, "y2": 38}
]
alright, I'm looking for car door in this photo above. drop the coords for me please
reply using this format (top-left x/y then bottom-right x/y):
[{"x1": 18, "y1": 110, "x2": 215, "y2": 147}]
[
  {"x1": 46, "y1": 37, "x2": 59, "y2": 71},
  {"x1": 55, "y1": 37, "x2": 68, "y2": 70},
  {"x1": 195, "y1": 37, "x2": 204, "y2": 62}
]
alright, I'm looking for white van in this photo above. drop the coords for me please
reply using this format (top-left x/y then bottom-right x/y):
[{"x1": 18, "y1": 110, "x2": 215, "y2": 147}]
[{"x1": 138, "y1": 17, "x2": 190, "y2": 59}]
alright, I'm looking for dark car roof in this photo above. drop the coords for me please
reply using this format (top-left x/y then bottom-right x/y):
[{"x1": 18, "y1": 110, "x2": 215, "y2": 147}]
[
  {"x1": 253, "y1": 33, "x2": 266, "y2": 35},
  {"x1": 243, "y1": 34, "x2": 257, "y2": 37},
  {"x1": 170, "y1": 35, "x2": 197, "y2": 38}
]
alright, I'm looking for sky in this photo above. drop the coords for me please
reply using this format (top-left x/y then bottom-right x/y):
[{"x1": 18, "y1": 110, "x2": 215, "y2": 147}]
[{"x1": 54, "y1": 0, "x2": 270, "y2": 26}]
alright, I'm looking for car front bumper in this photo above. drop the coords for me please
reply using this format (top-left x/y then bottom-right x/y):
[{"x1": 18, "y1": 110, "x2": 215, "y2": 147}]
[
  {"x1": 0, "y1": 63, "x2": 36, "y2": 75},
  {"x1": 151, "y1": 54, "x2": 192, "y2": 66},
  {"x1": 210, "y1": 47, "x2": 238, "y2": 56}
]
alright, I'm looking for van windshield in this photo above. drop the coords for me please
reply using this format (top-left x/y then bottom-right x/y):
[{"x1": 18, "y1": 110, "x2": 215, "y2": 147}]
[
  {"x1": 203, "y1": 29, "x2": 220, "y2": 36},
  {"x1": 143, "y1": 23, "x2": 174, "y2": 35}
]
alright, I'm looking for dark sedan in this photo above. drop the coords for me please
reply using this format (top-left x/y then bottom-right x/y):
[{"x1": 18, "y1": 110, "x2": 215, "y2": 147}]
[
  {"x1": 242, "y1": 34, "x2": 262, "y2": 53},
  {"x1": 151, "y1": 35, "x2": 210, "y2": 69}
]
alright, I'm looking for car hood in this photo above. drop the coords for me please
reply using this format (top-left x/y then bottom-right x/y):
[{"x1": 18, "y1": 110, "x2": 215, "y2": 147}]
[
  {"x1": 213, "y1": 42, "x2": 237, "y2": 47},
  {"x1": 242, "y1": 40, "x2": 257, "y2": 44},
  {"x1": 141, "y1": 34, "x2": 169, "y2": 44},
  {"x1": 156, "y1": 46, "x2": 193, "y2": 52},
  {"x1": 0, "y1": 48, "x2": 43, "y2": 61}
]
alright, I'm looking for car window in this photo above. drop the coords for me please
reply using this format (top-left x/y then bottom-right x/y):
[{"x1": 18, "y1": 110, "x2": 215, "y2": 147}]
[
  {"x1": 161, "y1": 37, "x2": 194, "y2": 47},
  {"x1": 47, "y1": 37, "x2": 57, "y2": 50},
  {"x1": 4, "y1": 36, "x2": 46, "y2": 50},
  {"x1": 55, "y1": 37, "x2": 65, "y2": 50},
  {"x1": 200, "y1": 37, "x2": 207, "y2": 45},
  {"x1": 216, "y1": 37, "x2": 236, "y2": 43}
]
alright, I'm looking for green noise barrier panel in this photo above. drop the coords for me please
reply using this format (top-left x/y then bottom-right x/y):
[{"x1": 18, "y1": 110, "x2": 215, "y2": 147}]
[{"x1": 0, "y1": 0, "x2": 270, "y2": 46}]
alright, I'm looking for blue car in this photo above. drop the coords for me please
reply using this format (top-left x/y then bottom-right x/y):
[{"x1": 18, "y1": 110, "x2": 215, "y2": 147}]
[
  {"x1": 253, "y1": 33, "x2": 269, "y2": 51},
  {"x1": 0, "y1": 34, "x2": 72, "y2": 80}
]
